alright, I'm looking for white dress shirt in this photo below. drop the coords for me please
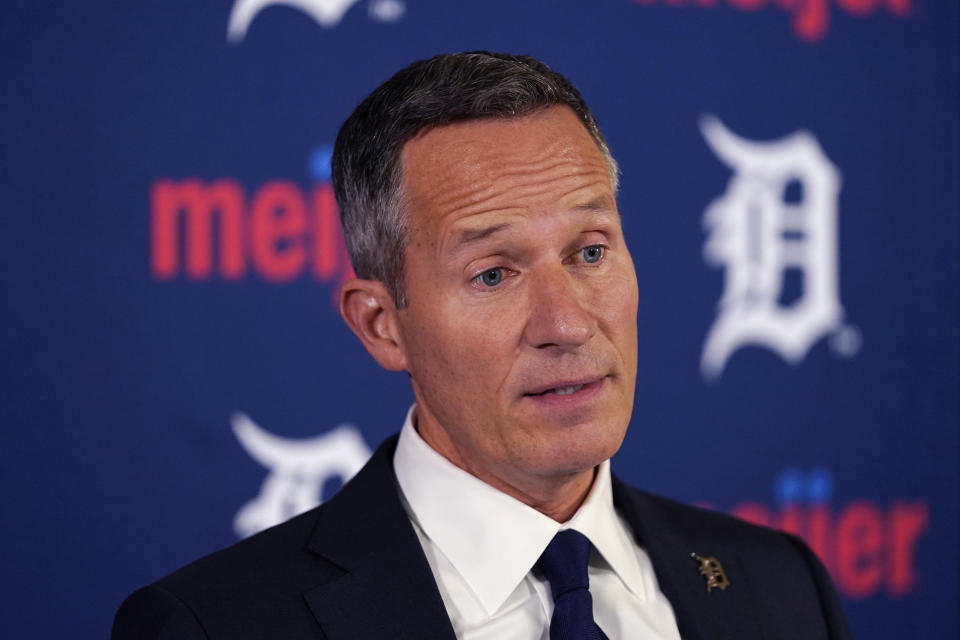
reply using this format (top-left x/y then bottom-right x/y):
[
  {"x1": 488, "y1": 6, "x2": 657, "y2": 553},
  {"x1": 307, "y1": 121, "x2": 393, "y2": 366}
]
[{"x1": 393, "y1": 406, "x2": 681, "y2": 640}]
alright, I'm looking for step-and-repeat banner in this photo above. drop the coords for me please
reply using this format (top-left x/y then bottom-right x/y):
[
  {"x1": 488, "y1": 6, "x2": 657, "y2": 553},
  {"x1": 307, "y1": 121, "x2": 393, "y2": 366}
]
[{"x1": 2, "y1": 1, "x2": 957, "y2": 637}]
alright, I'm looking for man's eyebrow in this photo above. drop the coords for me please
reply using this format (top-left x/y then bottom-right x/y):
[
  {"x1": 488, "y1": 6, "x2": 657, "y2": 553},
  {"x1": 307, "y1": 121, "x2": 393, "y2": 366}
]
[
  {"x1": 454, "y1": 223, "x2": 511, "y2": 249},
  {"x1": 572, "y1": 195, "x2": 616, "y2": 212}
]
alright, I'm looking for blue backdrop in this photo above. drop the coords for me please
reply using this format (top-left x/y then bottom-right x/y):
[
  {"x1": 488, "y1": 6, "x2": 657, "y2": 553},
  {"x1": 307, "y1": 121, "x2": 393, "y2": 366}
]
[{"x1": 1, "y1": 1, "x2": 957, "y2": 637}]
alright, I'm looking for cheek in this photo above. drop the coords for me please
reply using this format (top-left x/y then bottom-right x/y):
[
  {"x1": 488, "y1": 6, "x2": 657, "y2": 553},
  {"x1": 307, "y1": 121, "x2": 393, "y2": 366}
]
[
  {"x1": 409, "y1": 300, "x2": 511, "y2": 383},
  {"x1": 596, "y1": 269, "x2": 639, "y2": 334},
  {"x1": 453, "y1": 304, "x2": 524, "y2": 371}
]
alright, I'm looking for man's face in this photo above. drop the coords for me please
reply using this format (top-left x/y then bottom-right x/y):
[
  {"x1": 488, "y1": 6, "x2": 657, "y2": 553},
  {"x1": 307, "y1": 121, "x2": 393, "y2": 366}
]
[{"x1": 394, "y1": 105, "x2": 639, "y2": 499}]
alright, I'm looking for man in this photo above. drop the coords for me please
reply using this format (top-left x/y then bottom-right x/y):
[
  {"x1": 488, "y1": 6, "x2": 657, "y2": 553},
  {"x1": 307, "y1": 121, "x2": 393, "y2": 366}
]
[{"x1": 113, "y1": 52, "x2": 851, "y2": 639}]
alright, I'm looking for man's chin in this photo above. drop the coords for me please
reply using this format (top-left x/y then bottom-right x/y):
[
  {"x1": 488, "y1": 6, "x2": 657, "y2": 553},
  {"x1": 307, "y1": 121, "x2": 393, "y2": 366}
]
[{"x1": 518, "y1": 427, "x2": 627, "y2": 478}]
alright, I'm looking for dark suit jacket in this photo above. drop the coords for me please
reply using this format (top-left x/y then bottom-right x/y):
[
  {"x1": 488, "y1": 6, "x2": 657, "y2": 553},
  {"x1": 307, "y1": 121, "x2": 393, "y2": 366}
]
[{"x1": 113, "y1": 435, "x2": 852, "y2": 639}]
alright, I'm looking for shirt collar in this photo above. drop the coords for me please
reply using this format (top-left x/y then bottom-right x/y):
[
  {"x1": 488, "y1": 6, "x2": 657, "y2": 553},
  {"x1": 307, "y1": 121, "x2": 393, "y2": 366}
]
[{"x1": 392, "y1": 405, "x2": 647, "y2": 615}]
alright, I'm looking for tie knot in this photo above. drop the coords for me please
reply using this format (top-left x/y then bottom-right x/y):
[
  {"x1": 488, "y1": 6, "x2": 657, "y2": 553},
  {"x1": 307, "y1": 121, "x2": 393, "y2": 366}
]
[{"x1": 538, "y1": 529, "x2": 593, "y2": 599}]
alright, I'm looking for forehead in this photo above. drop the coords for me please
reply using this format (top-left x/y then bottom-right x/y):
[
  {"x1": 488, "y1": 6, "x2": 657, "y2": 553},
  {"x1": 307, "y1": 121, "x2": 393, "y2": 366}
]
[{"x1": 399, "y1": 106, "x2": 614, "y2": 239}]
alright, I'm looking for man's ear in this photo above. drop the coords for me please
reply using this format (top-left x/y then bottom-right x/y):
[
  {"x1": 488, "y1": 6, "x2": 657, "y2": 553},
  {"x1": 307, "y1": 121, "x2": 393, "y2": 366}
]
[{"x1": 339, "y1": 278, "x2": 408, "y2": 372}]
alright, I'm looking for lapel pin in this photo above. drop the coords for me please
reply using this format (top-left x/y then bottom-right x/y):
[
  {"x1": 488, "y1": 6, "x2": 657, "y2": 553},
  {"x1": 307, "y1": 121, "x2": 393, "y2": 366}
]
[{"x1": 691, "y1": 553, "x2": 730, "y2": 592}]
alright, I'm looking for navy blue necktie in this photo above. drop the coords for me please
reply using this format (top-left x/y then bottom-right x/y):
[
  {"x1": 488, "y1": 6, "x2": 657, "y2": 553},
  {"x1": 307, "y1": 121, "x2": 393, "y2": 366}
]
[{"x1": 538, "y1": 529, "x2": 609, "y2": 640}]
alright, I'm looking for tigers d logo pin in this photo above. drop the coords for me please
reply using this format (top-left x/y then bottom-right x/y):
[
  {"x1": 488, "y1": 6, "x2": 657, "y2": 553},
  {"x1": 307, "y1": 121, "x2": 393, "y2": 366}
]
[{"x1": 691, "y1": 553, "x2": 730, "y2": 592}]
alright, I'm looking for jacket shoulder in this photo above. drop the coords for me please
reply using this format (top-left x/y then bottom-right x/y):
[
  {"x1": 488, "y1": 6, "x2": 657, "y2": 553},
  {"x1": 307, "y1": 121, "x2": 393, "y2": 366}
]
[
  {"x1": 113, "y1": 506, "x2": 341, "y2": 639},
  {"x1": 163, "y1": 505, "x2": 341, "y2": 592},
  {"x1": 614, "y1": 482, "x2": 852, "y2": 640},
  {"x1": 112, "y1": 583, "x2": 210, "y2": 639},
  {"x1": 112, "y1": 436, "x2": 407, "y2": 639},
  {"x1": 614, "y1": 481, "x2": 806, "y2": 552}
]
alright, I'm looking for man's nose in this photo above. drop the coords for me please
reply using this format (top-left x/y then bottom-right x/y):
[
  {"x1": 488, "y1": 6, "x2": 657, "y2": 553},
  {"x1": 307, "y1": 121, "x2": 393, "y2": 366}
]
[{"x1": 522, "y1": 267, "x2": 597, "y2": 350}]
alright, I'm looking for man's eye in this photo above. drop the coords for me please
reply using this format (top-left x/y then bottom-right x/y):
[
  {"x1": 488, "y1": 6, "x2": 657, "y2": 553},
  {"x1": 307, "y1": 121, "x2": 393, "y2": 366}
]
[
  {"x1": 581, "y1": 245, "x2": 604, "y2": 264},
  {"x1": 477, "y1": 268, "x2": 504, "y2": 287}
]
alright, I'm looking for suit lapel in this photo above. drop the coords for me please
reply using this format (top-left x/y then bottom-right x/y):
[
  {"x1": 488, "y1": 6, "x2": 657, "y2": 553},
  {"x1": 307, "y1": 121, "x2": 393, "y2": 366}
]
[
  {"x1": 302, "y1": 436, "x2": 457, "y2": 640},
  {"x1": 613, "y1": 479, "x2": 765, "y2": 640}
]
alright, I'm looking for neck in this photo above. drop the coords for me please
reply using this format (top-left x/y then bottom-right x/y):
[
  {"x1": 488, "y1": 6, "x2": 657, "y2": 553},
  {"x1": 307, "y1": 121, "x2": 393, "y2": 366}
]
[{"x1": 508, "y1": 467, "x2": 597, "y2": 522}]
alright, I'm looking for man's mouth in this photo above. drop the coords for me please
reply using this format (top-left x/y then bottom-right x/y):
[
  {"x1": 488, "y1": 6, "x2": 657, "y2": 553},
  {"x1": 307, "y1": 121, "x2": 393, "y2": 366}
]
[
  {"x1": 531, "y1": 384, "x2": 586, "y2": 396},
  {"x1": 524, "y1": 378, "x2": 605, "y2": 398}
]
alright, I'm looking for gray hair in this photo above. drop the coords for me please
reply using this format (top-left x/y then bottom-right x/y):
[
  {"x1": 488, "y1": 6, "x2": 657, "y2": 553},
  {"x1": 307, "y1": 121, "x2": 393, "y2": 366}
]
[{"x1": 331, "y1": 51, "x2": 618, "y2": 308}]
